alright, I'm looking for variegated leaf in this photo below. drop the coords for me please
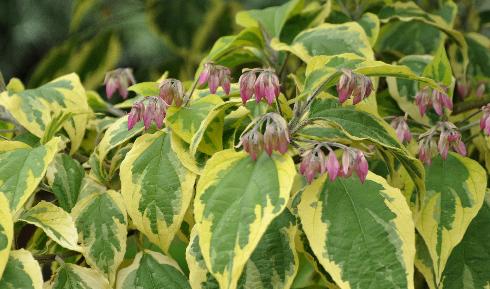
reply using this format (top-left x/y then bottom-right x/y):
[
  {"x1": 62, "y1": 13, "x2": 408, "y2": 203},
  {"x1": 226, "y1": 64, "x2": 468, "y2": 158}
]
[
  {"x1": 187, "y1": 209, "x2": 299, "y2": 289},
  {"x1": 120, "y1": 131, "x2": 196, "y2": 253},
  {"x1": 0, "y1": 193, "x2": 13, "y2": 278},
  {"x1": 0, "y1": 137, "x2": 60, "y2": 214},
  {"x1": 97, "y1": 115, "x2": 144, "y2": 165},
  {"x1": 415, "y1": 153, "x2": 487, "y2": 284},
  {"x1": 71, "y1": 190, "x2": 127, "y2": 285},
  {"x1": 357, "y1": 13, "x2": 380, "y2": 46},
  {"x1": 166, "y1": 95, "x2": 224, "y2": 155},
  {"x1": 0, "y1": 249, "x2": 43, "y2": 289},
  {"x1": 194, "y1": 150, "x2": 296, "y2": 289},
  {"x1": 19, "y1": 201, "x2": 81, "y2": 252},
  {"x1": 0, "y1": 73, "x2": 90, "y2": 154},
  {"x1": 298, "y1": 173, "x2": 416, "y2": 289},
  {"x1": 46, "y1": 153, "x2": 85, "y2": 212},
  {"x1": 45, "y1": 263, "x2": 110, "y2": 289},
  {"x1": 116, "y1": 250, "x2": 191, "y2": 289}
]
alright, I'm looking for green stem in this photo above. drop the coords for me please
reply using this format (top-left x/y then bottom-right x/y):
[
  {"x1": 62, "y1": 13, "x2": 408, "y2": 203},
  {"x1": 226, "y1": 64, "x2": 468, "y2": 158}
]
[{"x1": 452, "y1": 96, "x2": 490, "y2": 114}]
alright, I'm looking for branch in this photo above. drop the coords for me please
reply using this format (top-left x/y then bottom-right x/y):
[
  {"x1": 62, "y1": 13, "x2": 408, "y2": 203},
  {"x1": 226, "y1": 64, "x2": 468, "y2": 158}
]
[{"x1": 34, "y1": 251, "x2": 79, "y2": 264}]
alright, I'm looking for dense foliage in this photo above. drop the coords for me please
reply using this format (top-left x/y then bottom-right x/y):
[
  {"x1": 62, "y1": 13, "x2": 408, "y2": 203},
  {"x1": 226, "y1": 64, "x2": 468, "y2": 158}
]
[{"x1": 0, "y1": 1, "x2": 489, "y2": 289}]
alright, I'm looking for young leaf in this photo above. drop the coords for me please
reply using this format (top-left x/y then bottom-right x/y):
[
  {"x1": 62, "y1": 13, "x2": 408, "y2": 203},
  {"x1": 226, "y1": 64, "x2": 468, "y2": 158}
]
[
  {"x1": 116, "y1": 250, "x2": 191, "y2": 289},
  {"x1": 120, "y1": 131, "x2": 196, "y2": 253},
  {"x1": 0, "y1": 249, "x2": 43, "y2": 289},
  {"x1": 0, "y1": 137, "x2": 60, "y2": 214},
  {"x1": 194, "y1": 150, "x2": 296, "y2": 289},
  {"x1": 18, "y1": 201, "x2": 81, "y2": 252},
  {"x1": 71, "y1": 190, "x2": 127, "y2": 285},
  {"x1": 45, "y1": 263, "x2": 110, "y2": 289},
  {"x1": 416, "y1": 153, "x2": 487, "y2": 284},
  {"x1": 298, "y1": 173, "x2": 416, "y2": 289}
]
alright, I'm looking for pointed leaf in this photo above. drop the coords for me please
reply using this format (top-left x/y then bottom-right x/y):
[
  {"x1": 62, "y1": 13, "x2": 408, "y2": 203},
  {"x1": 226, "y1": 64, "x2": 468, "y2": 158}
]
[
  {"x1": 71, "y1": 190, "x2": 127, "y2": 285},
  {"x1": 194, "y1": 150, "x2": 296, "y2": 289},
  {"x1": 121, "y1": 131, "x2": 196, "y2": 253},
  {"x1": 0, "y1": 249, "x2": 43, "y2": 289},
  {"x1": 45, "y1": 263, "x2": 110, "y2": 289},
  {"x1": 298, "y1": 173, "x2": 416, "y2": 289},
  {"x1": 19, "y1": 201, "x2": 81, "y2": 252}
]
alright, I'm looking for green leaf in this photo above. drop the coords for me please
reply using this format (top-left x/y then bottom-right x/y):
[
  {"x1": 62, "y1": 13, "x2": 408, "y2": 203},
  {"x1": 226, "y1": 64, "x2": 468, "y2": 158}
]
[
  {"x1": 187, "y1": 210, "x2": 299, "y2": 289},
  {"x1": 422, "y1": 44, "x2": 453, "y2": 88},
  {"x1": 357, "y1": 13, "x2": 380, "y2": 46},
  {"x1": 271, "y1": 22, "x2": 374, "y2": 62},
  {"x1": 166, "y1": 95, "x2": 225, "y2": 155},
  {"x1": 0, "y1": 73, "x2": 91, "y2": 154},
  {"x1": 236, "y1": 0, "x2": 303, "y2": 38},
  {"x1": 194, "y1": 150, "x2": 296, "y2": 289},
  {"x1": 120, "y1": 131, "x2": 196, "y2": 253},
  {"x1": 439, "y1": 193, "x2": 490, "y2": 289},
  {"x1": 0, "y1": 193, "x2": 13, "y2": 278},
  {"x1": 97, "y1": 115, "x2": 144, "y2": 165},
  {"x1": 0, "y1": 249, "x2": 43, "y2": 289},
  {"x1": 415, "y1": 154, "x2": 487, "y2": 284},
  {"x1": 116, "y1": 250, "x2": 191, "y2": 289},
  {"x1": 46, "y1": 153, "x2": 85, "y2": 212},
  {"x1": 298, "y1": 173, "x2": 416, "y2": 289},
  {"x1": 128, "y1": 82, "x2": 160, "y2": 96},
  {"x1": 45, "y1": 263, "x2": 110, "y2": 289},
  {"x1": 19, "y1": 201, "x2": 81, "y2": 252},
  {"x1": 0, "y1": 137, "x2": 60, "y2": 214},
  {"x1": 71, "y1": 190, "x2": 128, "y2": 285},
  {"x1": 450, "y1": 33, "x2": 490, "y2": 82}
]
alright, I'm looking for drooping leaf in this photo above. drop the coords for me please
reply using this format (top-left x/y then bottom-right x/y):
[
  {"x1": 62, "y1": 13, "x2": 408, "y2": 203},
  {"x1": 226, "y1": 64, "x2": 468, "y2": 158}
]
[
  {"x1": 44, "y1": 262, "x2": 110, "y2": 289},
  {"x1": 0, "y1": 249, "x2": 43, "y2": 289},
  {"x1": 120, "y1": 131, "x2": 196, "y2": 253},
  {"x1": 0, "y1": 137, "x2": 60, "y2": 214},
  {"x1": 46, "y1": 153, "x2": 85, "y2": 212},
  {"x1": 194, "y1": 150, "x2": 296, "y2": 289},
  {"x1": 298, "y1": 173, "x2": 416, "y2": 289},
  {"x1": 71, "y1": 190, "x2": 127, "y2": 285},
  {"x1": 0, "y1": 193, "x2": 13, "y2": 278},
  {"x1": 18, "y1": 201, "x2": 81, "y2": 252},
  {"x1": 0, "y1": 73, "x2": 90, "y2": 154},
  {"x1": 187, "y1": 210, "x2": 299, "y2": 289},
  {"x1": 166, "y1": 95, "x2": 225, "y2": 155},
  {"x1": 116, "y1": 250, "x2": 191, "y2": 289},
  {"x1": 416, "y1": 153, "x2": 487, "y2": 284}
]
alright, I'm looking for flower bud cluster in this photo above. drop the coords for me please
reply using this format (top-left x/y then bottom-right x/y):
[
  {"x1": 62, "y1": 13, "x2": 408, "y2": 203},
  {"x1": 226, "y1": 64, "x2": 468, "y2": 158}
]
[
  {"x1": 239, "y1": 68, "x2": 280, "y2": 105},
  {"x1": 198, "y1": 62, "x2": 231, "y2": 95},
  {"x1": 299, "y1": 143, "x2": 368, "y2": 184},
  {"x1": 128, "y1": 96, "x2": 168, "y2": 130},
  {"x1": 390, "y1": 115, "x2": 412, "y2": 143},
  {"x1": 480, "y1": 104, "x2": 490, "y2": 135},
  {"x1": 336, "y1": 69, "x2": 373, "y2": 104},
  {"x1": 159, "y1": 78, "x2": 185, "y2": 107},
  {"x1": 104, "y1": 68, "x2": 136, "y2": 100},
  {"x1": 240, "y1": 113, "x2": 289, "y2": 160},
  {"x1": 418, "y1": 121, "x2": 466, "y2": 164},
  {"x1": 415, "y1": 86, "x2": 452, "y2": 116},
  {"x1": 456, "y1": 79, "x2": 486, "y2": 99}
]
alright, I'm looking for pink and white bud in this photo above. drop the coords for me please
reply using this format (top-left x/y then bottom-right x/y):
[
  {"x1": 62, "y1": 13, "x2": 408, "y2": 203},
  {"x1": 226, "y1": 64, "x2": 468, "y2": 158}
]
[
  {"x1": 415, "y1": 87, "x2": 431, "y2": 116},
  {"x1": 337, "y1": 70, "x2": 354, "y2": 104},
  {"x1": 199, "y1": 62, "x2": 232, "y2": 95},
  {"x1": 263, "y1": 125, "x2": 275, "y2": 156},
  {"x1": 437, "y1": 131, "x2": 450, "y2": 160},
  {"x1": 456, "y1": 80, "x2": 470, "y2": 99},
  {"x1": 341, "y1": 149, "x2": 352, "y2": 177},
  {"x1": 198, "y1": 63, "x2": 212, "y2": 85},
  {"x1": 390, "y1": 116, "x2": 412, "y2": 143},
  {"x1": 104, "y1": 68, "x2": 136, "y2": 100},
  {"x1": 480, "y1": 104, "x2": 490, "y2": 135},
  {"x1": 326, "y1": 150, "x2": 340, "y2": 181},
  {"x1": 432, "y1": 87, "x2": 452, "y2": 116},
  {"x1": 241, "y1": 130, "x2": 264, "y2": 161},
  {"x1": 128, "y1": 101, "x2": 145, "y2": 130},
  {"x1": 354, "y1": 151, "x2": 368, "y2": 183},
  {"x1": 239, "y1": 71, "x2": 256, "y2": 104},
  {"x1": 219, "y1": 68, "x2": 231, "y2": 95},
  {"x1": 159, "y1": 79, "x2": 184, "y2": 107},
  {"x1": 418, "y1": 141, "x2": 432, "y2": 165}
]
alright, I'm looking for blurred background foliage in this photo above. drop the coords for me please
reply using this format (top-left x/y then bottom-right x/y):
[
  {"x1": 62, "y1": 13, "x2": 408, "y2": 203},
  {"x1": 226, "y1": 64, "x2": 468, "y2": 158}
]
[{"x1": 0, "y1": 0, "x2": 489, "y2": 93}]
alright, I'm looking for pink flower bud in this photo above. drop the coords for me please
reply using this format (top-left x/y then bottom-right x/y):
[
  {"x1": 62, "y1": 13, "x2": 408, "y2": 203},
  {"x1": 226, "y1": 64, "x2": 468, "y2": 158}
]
[
  {"x1": 418, "y1": 141, "x2": 432, "y2": 165},
  {"x1": 254, "y1": 70, "x2": 280, "y2": 105},
  {"x1": 354, "y1": 151, "x2": 368, "y2": 183},
  {"x1": 337, "y1": 70, "x2": 354, "y2": 104},
  {"x1": 104, "y1": 68, "x2": 136, "y2": 100},
  {"x1": 341, "y1": 149, "x2": 352, "y2": 176},
  {"x1": 326, "y1": 150, "x2": 340, "y2": 181},
  {"x1": 241, "y1": 130, "x2": 264, "y2": 161},
  {"x1": 263, "y1": 125, "x2": 275, "y2": 156},
  {"x1": 159, "y1": 79, "x2": 184, "y2": 107},
  {"x1": 198, "y1": 63, "x2": 211, "y2": 85},
  {"x1": 390, "y1": 116, "x2": 412, "y2": 143},
  {"x1": 415, "y1": 87, "x2": 431, "y2": 116},
  {"x1": 437, "y1": 131, "x2": 449, "y2": 160},
  {"x1": 239, "y1": 71, "x2": 256, "y2": 104},
  {"x1": 456, "y1": 80, "x2": 470, "y2": 99},
  {"x1": 128, "y1": 101, "x2": 145, "y2": 130},
  {"x1": 476, "y1": 82, "x2": 485, "y2": 99},
  {"x1": 481, "y1": 105, "x2": 490, "y2": 135},
  {"x1": 219, "y1": 68, "x2": 231, "y2": 96}
]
